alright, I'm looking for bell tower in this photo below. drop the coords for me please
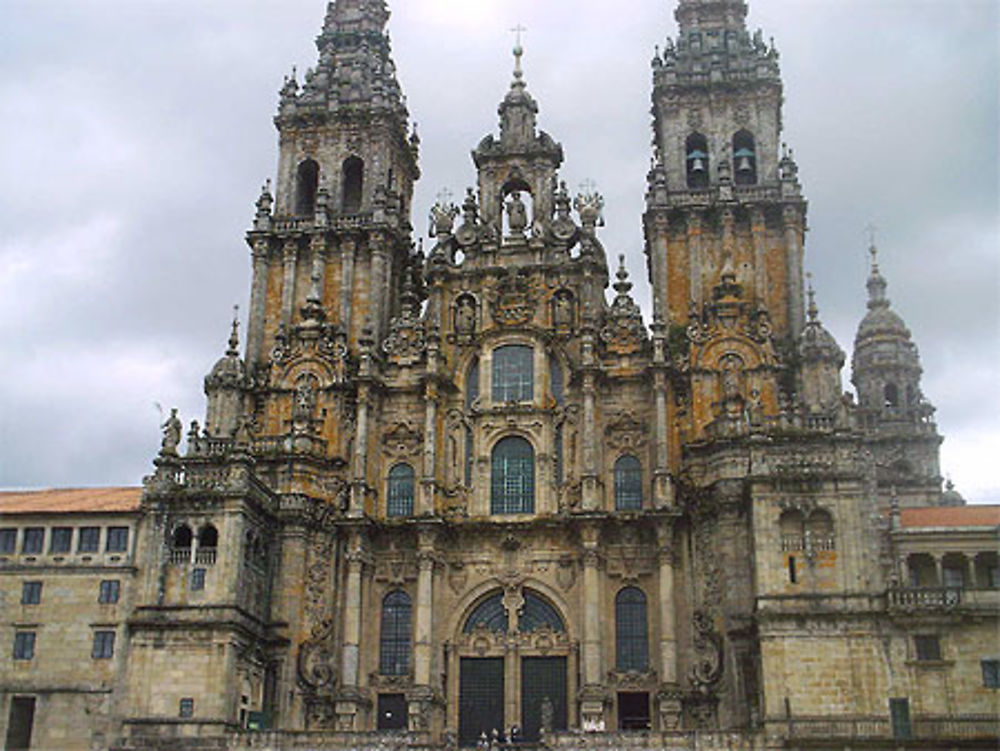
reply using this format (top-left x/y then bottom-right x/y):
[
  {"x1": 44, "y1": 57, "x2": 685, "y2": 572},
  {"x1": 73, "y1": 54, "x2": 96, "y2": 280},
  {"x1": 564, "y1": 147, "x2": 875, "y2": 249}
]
[
  {"x1": 644, "y1": 0, "x2": 807, "y2": 444},
  {"x1": 245, "y1": 0, "x2": 420, "y2": 370}
]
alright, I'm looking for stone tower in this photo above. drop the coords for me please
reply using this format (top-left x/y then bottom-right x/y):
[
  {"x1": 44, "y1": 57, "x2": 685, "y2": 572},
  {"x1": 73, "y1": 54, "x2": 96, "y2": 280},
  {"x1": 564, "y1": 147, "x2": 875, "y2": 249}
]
[{"x1": 852, "y1": 245, "x2": 942, "y2": 507}]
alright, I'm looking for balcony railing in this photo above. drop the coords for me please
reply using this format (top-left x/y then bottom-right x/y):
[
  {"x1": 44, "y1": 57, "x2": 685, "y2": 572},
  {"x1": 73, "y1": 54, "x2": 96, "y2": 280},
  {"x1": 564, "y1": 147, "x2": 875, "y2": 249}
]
[
  {"x1": 195, "y1": 548, "x2": 217, "y2": 566},
  {"x1": 169, "y1": 547, "x2": 191, "y2": 565},
  {"x1": 888, "y1": 586, "x2": 962, "y2": 610},
  {"x1": 781, "y1": 714, "x2": 1000, "y2": 741}
]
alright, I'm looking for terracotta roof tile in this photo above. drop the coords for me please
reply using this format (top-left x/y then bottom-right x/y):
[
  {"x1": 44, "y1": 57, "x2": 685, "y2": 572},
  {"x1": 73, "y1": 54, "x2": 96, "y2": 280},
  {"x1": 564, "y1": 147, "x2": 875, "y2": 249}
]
[
  {"x1": 0, "y1": 487, "x2": 142, "y2": 515},
  {"x1": 900, "y1": 505, "x2": 1000, "y2": 529}
]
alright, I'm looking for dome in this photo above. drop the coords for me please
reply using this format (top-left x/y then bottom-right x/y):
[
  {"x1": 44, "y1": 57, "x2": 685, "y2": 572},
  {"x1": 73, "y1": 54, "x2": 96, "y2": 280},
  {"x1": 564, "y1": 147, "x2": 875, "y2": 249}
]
[
  {"x1": 204, "y1": 320, "x2": 245, "y2": 391},
  {"x1": 800, "y1": 283, "x2": 846, "y2": 365}
]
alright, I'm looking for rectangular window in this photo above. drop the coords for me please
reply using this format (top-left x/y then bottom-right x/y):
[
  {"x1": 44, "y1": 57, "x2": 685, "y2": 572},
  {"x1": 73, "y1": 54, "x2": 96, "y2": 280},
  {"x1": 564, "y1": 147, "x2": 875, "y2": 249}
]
[
  {"x1": 179, "y1": 698, "x2": 194, "y2": 718},
  {"x1": 492, "y1": 345, "x2": 534, "y2": 403},
  {"x1": 0, "y1": 528, "x2": 17, "y2": 554},
  {"x1": 22, "y1": 528, "x2": 44, "y2": 555},
  {"x1": 98, "y1": 580, "x2": 120, "y2": 604},
  {"x1": 943, "y1": 566, "x2": 964, "y2": 588},
  {"x1": 21, "y1": 582, "x2": 42, "y2": 605},
  {"x1": 914, "y1": 635, "x2": 942, "y2": 661},
  {"x1": 982, "y1": 659, "x2": 1000, "y2": 688},
  {"x1": 92, "y1": 631, "x2": 115, "y2": 659},
  {"x1": 50, "y1": 527, "x2": 73, "y2": 553},
  {"x1": 78, "y1": 527, "x2": 100, "y2": 553},
  {"x1": 106, "y1": 527, "x2": 129, "y2": 553},
  {"x1": 13, "y1": 632, "x2": 36, "y2": 661},
  {"x1": 190, "y1": 568, "x2": 206, "y2": 591}
]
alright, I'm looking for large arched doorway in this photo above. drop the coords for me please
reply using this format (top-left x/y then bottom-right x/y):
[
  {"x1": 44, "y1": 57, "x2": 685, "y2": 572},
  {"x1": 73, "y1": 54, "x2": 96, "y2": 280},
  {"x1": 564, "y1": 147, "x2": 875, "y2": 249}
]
[{"x1": 455, "y1": 588, "x2": 570, "y2": 746}]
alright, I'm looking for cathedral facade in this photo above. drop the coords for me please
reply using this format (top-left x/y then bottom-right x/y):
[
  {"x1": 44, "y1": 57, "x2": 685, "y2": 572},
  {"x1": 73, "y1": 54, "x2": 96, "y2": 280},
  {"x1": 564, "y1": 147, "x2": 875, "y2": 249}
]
[{"x1": 2, "y1": 1, "x2": 998, "y2": 750}]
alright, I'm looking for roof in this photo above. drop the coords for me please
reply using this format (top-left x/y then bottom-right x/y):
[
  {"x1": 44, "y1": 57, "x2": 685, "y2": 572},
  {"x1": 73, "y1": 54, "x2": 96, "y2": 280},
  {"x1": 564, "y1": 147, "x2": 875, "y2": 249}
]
[
  {"x1": 0, "y1": 487, "x2": 142, "y2": 515},
  {"x1": 900, "y1": 505, "x2": 1000, "y2": 529}
]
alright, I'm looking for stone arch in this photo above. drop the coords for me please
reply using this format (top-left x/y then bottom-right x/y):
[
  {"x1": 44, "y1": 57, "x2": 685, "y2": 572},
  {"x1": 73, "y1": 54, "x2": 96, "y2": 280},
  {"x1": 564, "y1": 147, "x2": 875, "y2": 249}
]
[
  {"x1": 446, "y1": 578, "x2": 574, "y2": 642},
  {"x1": 295, "y1": 158, "x2": 320, "y2": 216},
  {"x1": 341, "y1": 156, "x2": 364, "y2": 213}
]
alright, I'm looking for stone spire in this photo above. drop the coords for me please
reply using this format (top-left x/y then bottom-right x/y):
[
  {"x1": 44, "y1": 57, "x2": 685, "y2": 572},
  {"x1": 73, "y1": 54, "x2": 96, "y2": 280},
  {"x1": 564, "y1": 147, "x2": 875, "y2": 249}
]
[
  {"x1": 675, "y1": 0, "x2": 749, "y2": 33},
  {"x1": 798, "y1": 277, "x2": 845, "y2": 410},
  {"x1": 278, "y1": 0, "x2": 407, "y2": 120},
  {"x1": 498, "y1": 38, "x2": 540, "y2": 150}
]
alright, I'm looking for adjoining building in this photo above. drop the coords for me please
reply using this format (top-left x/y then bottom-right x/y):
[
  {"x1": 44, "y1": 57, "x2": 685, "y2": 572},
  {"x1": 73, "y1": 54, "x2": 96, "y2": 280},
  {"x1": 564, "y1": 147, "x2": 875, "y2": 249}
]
[{"x1": 2, "y1": 1, "x2": 998, "y2": 750}]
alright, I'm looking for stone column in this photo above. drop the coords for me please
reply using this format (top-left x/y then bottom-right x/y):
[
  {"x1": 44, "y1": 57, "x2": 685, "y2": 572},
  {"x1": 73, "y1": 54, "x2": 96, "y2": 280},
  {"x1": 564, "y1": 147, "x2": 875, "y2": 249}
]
[
  {"x1": 649, "y1": 214, "x2": 670, "y2": 323},
  {"x1": 580, "y1": 333, "x2": 599, "y2": 511},
  {"x1": 579, "y1": 524, "x2": 605, "y2": 729},
  {"x1": 782, "y1": 205, "x2": 805, "y2": 338},
  {"x1": 413, "y1": 530, "x2": 436, "y2": 686},
  {"x1": 340, "y1": 236, "x2": 357, "y2": 338},
  {"x1": 687, "y1": 211, "x2": 704, "y2": 307},
  {"x1": 370, "y1": 240, "x2": 388, "y2": 341},
  {"x1": 657, "y1": 521, "x2": 678, "y2": 685},
  {"x1": 247, "y1": 239, "x2": 270, "y2": 366},
  {"x1": 281, "y1": 239, "x2": 299, "y2": 331},
  {"x1": 933, "y1": 555, "x2": 944, "y2": 587},
  {"x1": 310, "y1": 235, "x2": 327, "y2": 302},
  {"x1": 337, "y1": 531, "x2": 368, "y2": 730},
  {"x1": 421, "y1": 339, "x2": 440, "y2": 516},
  {"x1": 351, "y1": 383, "x2": 371, "y2": 518},
  {"x1": 652, "y1": 361, "x2": 672, "y2": 508},
  {"x1": 750, "y1": 206, "x2": 767, "y2": 304}
]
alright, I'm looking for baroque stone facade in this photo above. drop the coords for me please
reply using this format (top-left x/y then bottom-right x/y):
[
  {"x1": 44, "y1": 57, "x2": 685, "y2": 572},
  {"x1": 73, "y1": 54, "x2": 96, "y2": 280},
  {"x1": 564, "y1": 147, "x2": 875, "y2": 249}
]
[{"x1": 2, "y1": 1, "x2": 998, "y2": 750}]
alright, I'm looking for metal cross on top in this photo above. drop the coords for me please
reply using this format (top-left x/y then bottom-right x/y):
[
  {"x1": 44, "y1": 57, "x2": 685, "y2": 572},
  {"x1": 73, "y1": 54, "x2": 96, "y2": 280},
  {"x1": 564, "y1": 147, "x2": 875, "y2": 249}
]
[{"x1": 510, "y1": 24, "x2": 527, "y2": 48}]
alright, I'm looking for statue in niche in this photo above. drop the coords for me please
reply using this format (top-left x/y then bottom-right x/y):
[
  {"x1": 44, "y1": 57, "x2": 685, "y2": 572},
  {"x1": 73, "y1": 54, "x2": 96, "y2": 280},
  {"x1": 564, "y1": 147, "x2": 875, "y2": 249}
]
[
  {"x1": 719, "y1": 354, "x2": 746, "y2": 420},
  {"x1": 455, "y1": 295, "x2": 476, "y2": 337},
  {"x1": 506, "y1": 191, "x2": 528, "y2": 236},
  {"x1": 160, "y1": 408, "x2": 182, "y2": 457},
  {"x1": 293, "y1": 374, "x2": 319, "y2": 429},
  {"x1": 553, "y1": 290, "x2": 574, "y2": 329}
]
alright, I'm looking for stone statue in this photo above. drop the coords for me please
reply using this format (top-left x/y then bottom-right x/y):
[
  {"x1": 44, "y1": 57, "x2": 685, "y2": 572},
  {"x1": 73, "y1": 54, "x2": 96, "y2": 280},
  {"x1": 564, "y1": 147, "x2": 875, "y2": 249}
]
[
  {"x1": 160, "y1": 408, "x2": 182, "y2": 457},
  {"x1": 455, "y1": 295, "x2": 476, "y2": 336},
  {"x1": 506, "y1": 191, "x2": 528, "y2": 235},
  {"x1": 553, "y1": 291, "x2": 574, "y2": 328},
  {"x1": 540, "y1": 696, "x2": 554, "y2": 733}
]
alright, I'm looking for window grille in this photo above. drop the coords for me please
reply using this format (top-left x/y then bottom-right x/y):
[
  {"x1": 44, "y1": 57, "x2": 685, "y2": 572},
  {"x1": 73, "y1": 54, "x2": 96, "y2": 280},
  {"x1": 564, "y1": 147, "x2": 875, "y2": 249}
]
[
  {"x1": 191, "y1": 568, "x2": 207, "y2": 591},
  {"x1": 491, "y1": 437, "x2": 534, "y2": 514},
  {"x1": 914, "y1": 635, "x2": 941, "y2": 661},
  {"x1": 0, "y1": 528, "x2": 15, "y2": 554},
  {"x1": 615, "y1": 587, "x2": 649, "y2": 671},
  {"x1": 982, "y1": 659, "x2": 1000, "y2": 688},
  {"x1": 179, "y1": 698, "x2": 194, "y2": 718},
  {"x1": 492, "y1": 345, "x2": 534, "y2": 402},
  {"x1": 463, "y1": 593, "x2": 509, "y2": 634},
  {"x1": 519, "y1": 592, "x2": 565, "y2": 633},
  {"x1": 380, "y1": 590, "x2": 412, "y2": 676},
  {"x1": 614, "y1": 456, "x2": 643, "y2": 510},
  {"x1": 387, "y1": 464, "x2": 415, "y2": 518}
]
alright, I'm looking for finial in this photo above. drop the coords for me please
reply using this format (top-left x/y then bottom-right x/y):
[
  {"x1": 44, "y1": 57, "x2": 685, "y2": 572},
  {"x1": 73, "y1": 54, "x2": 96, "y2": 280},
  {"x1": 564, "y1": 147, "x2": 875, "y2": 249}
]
[
  {"x1": 227, "y1": 305, "x2": 240, "y2": 356},
  {"x1": 866, "y1": 223, "x2": 880, "y2": 269},
  {"x1": 510, "y1": 24, "x2": 527, "y2": 80},
  {"x1": 806, "y1": 273, "x2": 818, "y2": 322},
  {"x1": 613, "y1": 255, "x2": 634, "y2": 298}
]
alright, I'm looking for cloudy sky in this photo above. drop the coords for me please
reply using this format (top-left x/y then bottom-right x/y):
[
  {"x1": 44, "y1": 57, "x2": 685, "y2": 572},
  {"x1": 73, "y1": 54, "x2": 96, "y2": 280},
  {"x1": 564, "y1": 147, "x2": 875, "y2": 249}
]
[{"x1": 1, "y1": 0, "x2": 997, "y2": 502}]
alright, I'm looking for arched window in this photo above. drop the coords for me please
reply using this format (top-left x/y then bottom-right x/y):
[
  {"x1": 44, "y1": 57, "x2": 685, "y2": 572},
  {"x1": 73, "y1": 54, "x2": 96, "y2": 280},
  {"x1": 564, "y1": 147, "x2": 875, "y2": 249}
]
[
  {"x1": 198, "y1": 525, "x2": 218, "y2": 549},
  {"x1": 172, "y1": 524, "x2": 193, "y2": 550},
  {"x1": 342, "y1": 156, "x2": 364, "y2": 213},
  {"x1": 614, "y1": 456, "x2": 643, "y2": 510},
  {"x1": 463, "y1": 592, "x2": 509, "y2": 633},
  {"x1": 805, "y1": 509, "x2": 835, "y2": 551},
  {"x1": 779, "y1": 510, "x2": 804, "y2": 551},
  {"x1": 733, "y1": 130, "x2": 757, "y2": 185},
  {"x1": 491, "y1": 437, "x2": 535, "y2": 514},
  {"x1": 492, "y1": 345, "x2": 534, "y2": 403},
  {"x1": 685, "y1": 133, "x2": 709, "y2": 189},
  {"x1": 387, "y1": 464, "x2": 415, "y2": 518},
  {"x1": 466, "y1": 357, "x2": 480, "y2": 410},
  {"x1": 464, "y1": 427, "x2": 474, "y2": 487},
  {"x1": 615, "y1": 587, "x2": 649, "y2": 671},
  {"x1": 884, "y1": 383, "x2": 899, "y2": 408},
  {"x1": 379, "y1": 590, "x2": 412, "y2": 675},
  {"x1": 295, "y1": 159, "x2": 320, "y2": 216},
  {"x1": 519, "y1": 591, "x2": 566, "y2": 633}
]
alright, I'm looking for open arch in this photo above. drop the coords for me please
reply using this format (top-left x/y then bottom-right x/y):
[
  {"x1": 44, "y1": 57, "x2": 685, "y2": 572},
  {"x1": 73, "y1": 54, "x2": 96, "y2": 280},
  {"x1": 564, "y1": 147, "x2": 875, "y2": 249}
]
[
  {"x1": 685, "y1": 132, "x2": 709, "y2": 188},
  {"x1": 172, "y1": 524, "x2": 193, "y2": 549},
  {"x1": 732, "y1": 130, "x2": 757, "y2": 185},
  {"x1": 884, "y1": 382, "x2": 900, "y2": 408},
  {"x1": 295, "y1": 159, "x2": 320, "y2": 216},
  {"x1": 342, "y1": 156, "x2": 364, "y2": 213}
]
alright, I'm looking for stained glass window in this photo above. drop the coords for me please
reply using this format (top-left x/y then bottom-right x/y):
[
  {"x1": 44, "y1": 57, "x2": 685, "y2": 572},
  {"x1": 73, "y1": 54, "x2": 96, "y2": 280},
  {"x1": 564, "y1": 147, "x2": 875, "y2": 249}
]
[
  {"x1": 491, "y1": 437, "x2": 535, "y2": 514},
  {"x1": 380, "y1": 590, "x2": 412, "y2": 675},
  {"x1": 492, "y1": 345, "x2": 534, "y2": 403},
  {"x1": 387, "y1": 464, "x2": 415, "y2": 518},
  {"x1": 614, "y1": 456, "x2": 643, "y2": 510},
  {"x1": 615, "y1": 587, "x2": 649, "y2": 671}
]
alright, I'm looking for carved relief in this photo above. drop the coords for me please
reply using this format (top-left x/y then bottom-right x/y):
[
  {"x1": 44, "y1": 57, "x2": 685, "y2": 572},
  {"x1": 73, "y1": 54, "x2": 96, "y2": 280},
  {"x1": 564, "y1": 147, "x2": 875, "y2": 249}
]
[
  {"x1": 382, "y1": 422, "x2": 423, "y2": 459},
  {"x1": 605, "y1": 411, "x2": 649, "y2": 451},
  {"x1": 490, "y1": 270, "x2": 536, "y2": 327}
]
